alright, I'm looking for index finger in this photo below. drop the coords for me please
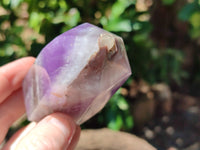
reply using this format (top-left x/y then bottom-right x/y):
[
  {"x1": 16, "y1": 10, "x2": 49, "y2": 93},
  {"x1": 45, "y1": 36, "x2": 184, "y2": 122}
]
[{"x1": 0, "y1": 57, "x2": 35, "y2": 104}]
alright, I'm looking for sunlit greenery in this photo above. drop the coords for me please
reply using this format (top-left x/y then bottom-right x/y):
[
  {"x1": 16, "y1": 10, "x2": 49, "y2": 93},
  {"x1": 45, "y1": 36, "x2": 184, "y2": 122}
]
[{"x1": 1, "y1": 0, "x2": 200, "y2": 131}]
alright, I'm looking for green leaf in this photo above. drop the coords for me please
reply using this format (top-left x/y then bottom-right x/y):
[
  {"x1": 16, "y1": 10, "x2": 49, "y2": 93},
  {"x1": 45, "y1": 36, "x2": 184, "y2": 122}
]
[
  {"x1": 110, "y1": 0, "x2": 134, "y2": 19},
  {"x1": 103, "y1": 0, "x2": 134, "y2": 32},
  {"x1": 190, "y1": 27, "x2": 200, "y2": 38},
  {"x1": 117, "y1": 97, "x2": 129, "y2": 110},
  {"x1": 162, "y1": 0, "x2": 175, "y2": 5},
  {"x1": 190, "y1": 12, "x2": 200, "y2": 28},
  {"x1": 65, "y1": 8, "x2": 80, "y2": 26},
  {"x1": 178, "y1": 2, "x2": 199, "y2": 21},
  {"x1": 2, "y1": 0, "x2": 10, "y2": 6},
  {"x1": 104, "y1": 19, "x2": 132, "y2": 32},
  {"x1": 125, "y1": 115, "x2": 134, "y2": 129},
  {"x1": 10, "y1": 0, "x2": 22, "y2": 8},
  {"x1": 29, "y1": 12, "x2": 45, "y2": 32},
  {"x1": 108, "y1": 115, "x2": 123, "y2": 130}
]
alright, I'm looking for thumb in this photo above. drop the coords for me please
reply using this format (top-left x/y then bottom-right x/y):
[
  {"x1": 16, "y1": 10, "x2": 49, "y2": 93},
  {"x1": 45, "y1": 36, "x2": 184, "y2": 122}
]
[{"x1": 5, "y1": 113, "x2": 80, "y2": 150}]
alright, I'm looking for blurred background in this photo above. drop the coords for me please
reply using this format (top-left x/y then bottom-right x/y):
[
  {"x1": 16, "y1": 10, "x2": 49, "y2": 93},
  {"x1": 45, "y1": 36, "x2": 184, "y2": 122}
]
[{"x1": 0, "y1": 0, "x2": 200, "y2": 149}]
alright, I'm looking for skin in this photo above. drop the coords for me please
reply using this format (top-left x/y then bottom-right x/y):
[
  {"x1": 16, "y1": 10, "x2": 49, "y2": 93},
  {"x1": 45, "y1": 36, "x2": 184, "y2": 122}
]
[{"x1": 0, "y1": 57, "x2": 80, "y2": 150}]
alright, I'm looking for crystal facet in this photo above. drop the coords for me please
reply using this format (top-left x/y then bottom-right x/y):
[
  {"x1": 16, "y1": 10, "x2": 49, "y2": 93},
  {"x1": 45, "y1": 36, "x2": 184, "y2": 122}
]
[{"x1": 23, "y1": 23, "x2": 131, "y2": 124}]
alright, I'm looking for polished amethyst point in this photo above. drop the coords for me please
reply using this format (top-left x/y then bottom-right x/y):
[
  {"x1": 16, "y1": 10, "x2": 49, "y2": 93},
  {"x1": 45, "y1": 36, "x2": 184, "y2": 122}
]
[{"x1": 23, "y1": 23, "x2": 131, "y2": 124}]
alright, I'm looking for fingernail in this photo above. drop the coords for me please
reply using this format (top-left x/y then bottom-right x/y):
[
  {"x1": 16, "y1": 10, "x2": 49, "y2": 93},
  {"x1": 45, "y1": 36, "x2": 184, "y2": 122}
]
[
  {"x1": 47, "y1": 114, "x2": 76, "y2": 148},
  {"x1": 49, "y1": 117, "x2": 71, "y2": 138},
  {"x1": 13, "y1": 114, "x2": 76, "y2": 150}
]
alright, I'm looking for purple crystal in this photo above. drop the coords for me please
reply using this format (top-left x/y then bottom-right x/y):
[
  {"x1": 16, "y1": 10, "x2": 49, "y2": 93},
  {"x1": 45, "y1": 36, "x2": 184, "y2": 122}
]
[{"x1": 23, "y1": 23, "x2": 131, "y2": 124}]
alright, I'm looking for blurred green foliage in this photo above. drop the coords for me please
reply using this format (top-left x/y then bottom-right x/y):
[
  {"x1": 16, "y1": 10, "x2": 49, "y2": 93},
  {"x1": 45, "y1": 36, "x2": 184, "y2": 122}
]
[
  {"x1": 97, "y1": 89, "x2": 134, "y2": 131},
  {"x1": 178, "y1": 0, "x2": 200, "y2": 38},
  {"x1": 0, "y1": 0, "x2": 199, "y2": 131}
]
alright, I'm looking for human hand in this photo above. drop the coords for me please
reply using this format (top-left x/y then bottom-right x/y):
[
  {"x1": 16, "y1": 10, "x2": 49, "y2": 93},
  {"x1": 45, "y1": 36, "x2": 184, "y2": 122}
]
[{"x1": 0, "y1": 57, "x2": 80, "y2": 150}]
